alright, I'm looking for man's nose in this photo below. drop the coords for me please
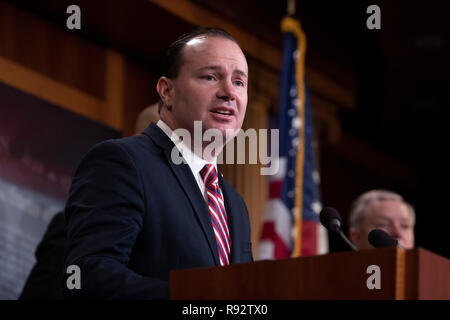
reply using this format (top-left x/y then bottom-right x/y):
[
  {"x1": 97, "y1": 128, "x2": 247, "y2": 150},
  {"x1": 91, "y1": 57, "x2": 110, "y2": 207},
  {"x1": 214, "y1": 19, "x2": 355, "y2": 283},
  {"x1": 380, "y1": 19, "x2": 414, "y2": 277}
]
[
  {"x1": 389, "y1": 224, "x2": 402, "y2": 240},
  {"x1": 217, "y1": 80, "x2": 236, "y2": 101}
]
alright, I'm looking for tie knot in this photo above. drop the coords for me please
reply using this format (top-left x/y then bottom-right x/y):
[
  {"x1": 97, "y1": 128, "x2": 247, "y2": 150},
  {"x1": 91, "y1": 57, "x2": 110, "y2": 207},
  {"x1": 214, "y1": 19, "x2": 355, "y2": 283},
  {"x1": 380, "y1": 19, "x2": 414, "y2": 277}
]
[{"x1": 200, "y1": 164, "x2": 218, "y2": 187}]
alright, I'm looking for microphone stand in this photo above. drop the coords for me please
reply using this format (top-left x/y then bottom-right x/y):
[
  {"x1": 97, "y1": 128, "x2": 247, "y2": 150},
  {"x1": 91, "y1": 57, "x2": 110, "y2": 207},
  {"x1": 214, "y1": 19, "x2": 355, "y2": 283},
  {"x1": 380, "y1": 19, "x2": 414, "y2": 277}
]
[{"x1": 336, "y1": 229, "x2": 358, "y2": 251}]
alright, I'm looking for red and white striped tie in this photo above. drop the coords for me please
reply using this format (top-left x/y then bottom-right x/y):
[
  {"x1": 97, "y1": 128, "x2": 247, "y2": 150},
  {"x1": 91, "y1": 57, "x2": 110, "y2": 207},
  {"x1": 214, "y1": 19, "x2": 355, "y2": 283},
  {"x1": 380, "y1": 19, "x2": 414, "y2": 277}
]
[{"x1": 200, "y1": 164, "x2": 231, "y2": 266}]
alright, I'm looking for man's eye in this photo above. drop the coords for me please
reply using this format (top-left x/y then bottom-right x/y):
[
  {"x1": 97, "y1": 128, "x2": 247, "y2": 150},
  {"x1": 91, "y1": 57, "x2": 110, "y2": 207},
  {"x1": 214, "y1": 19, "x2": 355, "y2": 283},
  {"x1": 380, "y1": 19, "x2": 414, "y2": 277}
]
[
  {"x1": 202, "y1": 75, "x2": 215, "y2": 81},
  {"x1": 234, "y1": 80, "x2": 245, "y2": 87}
]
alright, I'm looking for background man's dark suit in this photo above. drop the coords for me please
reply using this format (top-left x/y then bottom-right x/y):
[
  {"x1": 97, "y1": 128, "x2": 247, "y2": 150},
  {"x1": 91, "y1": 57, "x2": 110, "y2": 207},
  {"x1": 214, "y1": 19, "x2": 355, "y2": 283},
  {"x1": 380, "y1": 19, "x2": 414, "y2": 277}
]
[
  {"x1": 63, "y1": 123, "x2": 253, "y2": 299},
  {"x1": 19, "y1": 211, "x2": 66, "y2": 300}
]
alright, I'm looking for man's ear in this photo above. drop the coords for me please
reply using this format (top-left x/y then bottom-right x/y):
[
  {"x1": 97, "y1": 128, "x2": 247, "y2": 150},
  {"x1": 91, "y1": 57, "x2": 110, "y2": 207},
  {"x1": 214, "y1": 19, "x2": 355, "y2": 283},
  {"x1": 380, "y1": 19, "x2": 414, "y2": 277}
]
[{"x1": 156, "y1": 77, "x2": 174, "y2": 110}]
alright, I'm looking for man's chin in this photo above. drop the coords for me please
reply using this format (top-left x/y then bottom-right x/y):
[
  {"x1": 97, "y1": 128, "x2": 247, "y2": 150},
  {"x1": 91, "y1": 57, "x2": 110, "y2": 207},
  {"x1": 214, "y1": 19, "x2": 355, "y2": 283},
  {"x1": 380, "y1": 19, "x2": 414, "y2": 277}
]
[
  {"x1": 204, "y1": 122, "x2": 240, "y2": 136},
  {"x1": 218, "y1": 127, "x2": 240, "y2": 142}
]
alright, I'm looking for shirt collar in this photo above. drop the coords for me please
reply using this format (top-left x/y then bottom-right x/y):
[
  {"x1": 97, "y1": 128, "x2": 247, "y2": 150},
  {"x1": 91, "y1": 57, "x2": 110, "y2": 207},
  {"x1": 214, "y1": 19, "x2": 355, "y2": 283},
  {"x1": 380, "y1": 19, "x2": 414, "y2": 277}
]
[{"x1": 156, "y1": 120, "x2": 217, "y2": 174}]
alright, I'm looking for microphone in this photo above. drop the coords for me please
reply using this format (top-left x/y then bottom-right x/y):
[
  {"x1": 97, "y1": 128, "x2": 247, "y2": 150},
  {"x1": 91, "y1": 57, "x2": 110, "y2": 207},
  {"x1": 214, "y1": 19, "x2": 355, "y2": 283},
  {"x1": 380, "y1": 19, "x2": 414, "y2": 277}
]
[
  {"x1": 320, "y1": 207, "x2": 358, "y2": 251},
  {"x1": 368, "y1": 229, "x2": 399, "y2": 248}
]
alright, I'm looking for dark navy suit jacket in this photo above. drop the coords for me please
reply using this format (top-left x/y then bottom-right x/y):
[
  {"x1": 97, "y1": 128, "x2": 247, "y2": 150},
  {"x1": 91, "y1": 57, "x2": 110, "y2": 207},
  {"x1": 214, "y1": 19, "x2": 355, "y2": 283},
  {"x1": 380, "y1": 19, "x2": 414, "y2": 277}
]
[{"x1": 63, "y1": 123, "x2": 253, "y2": 299}]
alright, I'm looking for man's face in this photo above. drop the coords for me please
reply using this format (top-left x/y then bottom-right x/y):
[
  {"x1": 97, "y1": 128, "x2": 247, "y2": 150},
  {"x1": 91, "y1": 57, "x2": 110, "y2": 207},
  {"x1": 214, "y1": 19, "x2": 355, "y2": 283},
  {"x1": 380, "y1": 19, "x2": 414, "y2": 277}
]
[
  {"x1": 161, "y1": 36, "x2": 248, "y2": 139},
  {"x1": 351, "y1": 200, "x2": 415, "y2": 249}
]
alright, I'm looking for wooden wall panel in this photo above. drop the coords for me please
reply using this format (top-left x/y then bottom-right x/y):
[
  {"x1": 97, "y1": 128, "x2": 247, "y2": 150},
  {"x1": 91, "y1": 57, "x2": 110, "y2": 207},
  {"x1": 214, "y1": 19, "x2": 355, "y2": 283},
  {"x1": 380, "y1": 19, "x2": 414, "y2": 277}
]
[
  {"x1": 0, "y1": 1, "x2": 106, "y2": 99},
  {"x1": 0, "y1": 55, "x2": 105, "y2": 123},
  {"x1": 123, "y1": 59, "x2": 160, "y2": 136},
  {"x1": 0, "y1": 2, "x2": 129, "y2": 132},
  {"x1": 105, "y1": 50, "x2": 125, "y2": 131}
]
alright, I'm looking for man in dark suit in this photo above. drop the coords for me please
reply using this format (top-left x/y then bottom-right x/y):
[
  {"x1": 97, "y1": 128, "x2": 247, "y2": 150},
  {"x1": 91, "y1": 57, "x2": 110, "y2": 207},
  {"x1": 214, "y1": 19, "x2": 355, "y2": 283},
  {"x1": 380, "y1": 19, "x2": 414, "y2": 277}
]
[{"x1": 63, "y1": 27, "x2": 253, "y2": 299}]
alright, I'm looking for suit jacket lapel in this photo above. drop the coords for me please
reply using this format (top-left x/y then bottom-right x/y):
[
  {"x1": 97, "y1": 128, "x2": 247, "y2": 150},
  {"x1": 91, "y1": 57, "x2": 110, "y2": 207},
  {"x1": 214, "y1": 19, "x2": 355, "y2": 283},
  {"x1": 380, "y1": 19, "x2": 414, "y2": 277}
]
[{"x1": 144, "y1": 123, "x2": 220, "y2": 266}]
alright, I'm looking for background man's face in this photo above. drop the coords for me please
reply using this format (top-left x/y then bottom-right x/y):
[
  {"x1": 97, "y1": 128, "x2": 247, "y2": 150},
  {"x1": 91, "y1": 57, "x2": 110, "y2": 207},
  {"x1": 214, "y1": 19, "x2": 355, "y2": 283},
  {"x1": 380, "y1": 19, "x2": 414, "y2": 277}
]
[
  {"x1": 351, "y1": 200, "x2": 415, "y2": 249},
  {"x1": 168, "y1": 36, "x2": 248, "y2": 138}
]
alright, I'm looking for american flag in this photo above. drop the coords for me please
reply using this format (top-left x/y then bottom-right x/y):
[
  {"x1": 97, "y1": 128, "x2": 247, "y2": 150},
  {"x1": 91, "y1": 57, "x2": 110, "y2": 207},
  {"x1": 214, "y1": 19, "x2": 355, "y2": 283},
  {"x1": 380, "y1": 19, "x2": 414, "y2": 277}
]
[{"x1": 258, "y1": 17, "x2": 328, "y2": 259}]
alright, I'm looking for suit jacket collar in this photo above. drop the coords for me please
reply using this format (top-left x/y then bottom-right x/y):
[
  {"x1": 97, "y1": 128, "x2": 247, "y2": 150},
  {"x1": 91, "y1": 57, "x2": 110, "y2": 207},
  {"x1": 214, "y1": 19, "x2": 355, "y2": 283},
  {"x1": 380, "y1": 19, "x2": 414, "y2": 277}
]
[{"x1": 142, "y1": 122, "x2": 174, "y2": 151}]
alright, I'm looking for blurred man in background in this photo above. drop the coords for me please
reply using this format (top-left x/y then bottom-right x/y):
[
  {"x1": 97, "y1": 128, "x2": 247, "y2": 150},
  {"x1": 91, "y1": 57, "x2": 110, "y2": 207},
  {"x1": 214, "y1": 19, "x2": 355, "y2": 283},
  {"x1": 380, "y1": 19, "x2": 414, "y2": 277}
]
[
  {"x1": 348, "y1": 189, "x2": 415, "y2": 249},
  {"x1": 134, "y1": 103, "x2": 159, "y2": 134}
]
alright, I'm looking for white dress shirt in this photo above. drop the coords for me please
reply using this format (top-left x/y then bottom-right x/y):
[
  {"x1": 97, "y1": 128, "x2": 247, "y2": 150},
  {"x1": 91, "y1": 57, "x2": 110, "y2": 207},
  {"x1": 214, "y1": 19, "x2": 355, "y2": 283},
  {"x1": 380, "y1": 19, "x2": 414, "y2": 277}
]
[{"x1": 156, "y1": 120, "x2": 218, "y2": 203}]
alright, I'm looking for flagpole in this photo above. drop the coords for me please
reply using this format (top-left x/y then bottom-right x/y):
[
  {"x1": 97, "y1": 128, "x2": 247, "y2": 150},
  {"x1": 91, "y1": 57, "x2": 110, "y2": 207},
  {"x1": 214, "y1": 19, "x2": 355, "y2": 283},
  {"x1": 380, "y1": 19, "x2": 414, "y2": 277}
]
[
  {"x1": 293, "y1": 25, "x2": 306, "y2": 258},
  {"x1": 280, "y1": 3, "x2": 307, "y2": 258}
]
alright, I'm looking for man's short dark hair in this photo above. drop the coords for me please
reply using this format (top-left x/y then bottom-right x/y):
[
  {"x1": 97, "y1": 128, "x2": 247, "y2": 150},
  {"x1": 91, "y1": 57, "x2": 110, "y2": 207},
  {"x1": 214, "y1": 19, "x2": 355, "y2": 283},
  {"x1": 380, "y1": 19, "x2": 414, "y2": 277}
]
[{"x1": 162, "y1": 27, "x2": 239, "y2": 79}]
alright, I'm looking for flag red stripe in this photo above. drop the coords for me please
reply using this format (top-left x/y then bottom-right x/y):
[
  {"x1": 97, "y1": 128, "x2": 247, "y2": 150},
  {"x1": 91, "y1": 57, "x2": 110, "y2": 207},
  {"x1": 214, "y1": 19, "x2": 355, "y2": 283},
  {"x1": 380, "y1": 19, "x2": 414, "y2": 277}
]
[{"x1": 260, "y1": 221, "x2": 290, "y2": 258}]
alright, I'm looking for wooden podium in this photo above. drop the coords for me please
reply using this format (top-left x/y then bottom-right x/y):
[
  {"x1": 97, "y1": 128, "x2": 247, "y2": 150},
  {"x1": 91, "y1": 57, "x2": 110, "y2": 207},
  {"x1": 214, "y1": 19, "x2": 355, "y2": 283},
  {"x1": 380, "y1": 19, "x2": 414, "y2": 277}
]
[{"x1": 170, "y1": 247, "x2": 449, "y2": 299}]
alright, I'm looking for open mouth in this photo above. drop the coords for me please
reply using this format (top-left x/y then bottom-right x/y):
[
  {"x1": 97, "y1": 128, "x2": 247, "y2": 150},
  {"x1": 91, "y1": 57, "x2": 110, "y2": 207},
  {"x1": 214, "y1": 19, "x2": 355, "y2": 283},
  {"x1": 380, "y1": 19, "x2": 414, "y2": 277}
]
[
  {"x1": 212, "y1": 110, "x2": 232, "y2": 116},
  {"x1": 210, "y1": 107, "x2": 235, "y2": 117}
]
